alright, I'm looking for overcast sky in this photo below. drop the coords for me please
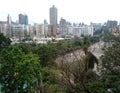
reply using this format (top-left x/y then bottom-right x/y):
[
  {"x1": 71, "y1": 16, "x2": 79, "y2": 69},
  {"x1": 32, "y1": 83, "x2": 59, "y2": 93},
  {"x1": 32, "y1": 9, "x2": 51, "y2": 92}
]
[{"x1": 0, "y1": 0, "x2": 120, "y2": 25}]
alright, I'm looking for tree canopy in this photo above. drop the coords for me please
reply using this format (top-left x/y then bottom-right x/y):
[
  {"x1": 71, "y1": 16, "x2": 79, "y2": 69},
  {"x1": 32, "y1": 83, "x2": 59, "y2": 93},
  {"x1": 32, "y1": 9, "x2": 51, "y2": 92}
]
[
  {"x1": 0, "y1": 33, "x2": 11, "y2": 50},
  {"x1": 0, "y1": 34, "x2": 119, "y2": 93},
  {"x1": 100, "y1": 42, "x2": 120, "y2": 93},
  {"x1": 0, "y1": 45, "x2": 41, "y2": 93}
]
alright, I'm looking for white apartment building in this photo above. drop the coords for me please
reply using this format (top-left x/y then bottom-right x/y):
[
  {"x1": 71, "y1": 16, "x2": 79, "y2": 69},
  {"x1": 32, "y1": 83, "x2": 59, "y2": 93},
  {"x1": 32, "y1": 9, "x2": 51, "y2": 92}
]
[
  {"x1": 12, "y1": 24, "x2": 29, "y2": 39},
  {"x1": 59, "y1": 25, "x2": 93, "y2": 37},
  {"x1": 59, "y1": 25, "x2": 73, "y2": 35}
]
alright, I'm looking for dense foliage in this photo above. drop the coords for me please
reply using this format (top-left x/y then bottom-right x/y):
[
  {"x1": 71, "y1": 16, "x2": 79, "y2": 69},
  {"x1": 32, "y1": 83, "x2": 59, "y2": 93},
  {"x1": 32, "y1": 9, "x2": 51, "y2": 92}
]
[
  {"x1": 0, "y1": 45, "x2": 41, "y2": 93},
  {"x1": 0, "y1": 33, "x2": 119, "y2": 93},
  {"x1": 0, "y1": 33, "x2": 11, "y2": 50},
  {"x1": 100, "y1": 42, "x2": 120, "y2": 93}
]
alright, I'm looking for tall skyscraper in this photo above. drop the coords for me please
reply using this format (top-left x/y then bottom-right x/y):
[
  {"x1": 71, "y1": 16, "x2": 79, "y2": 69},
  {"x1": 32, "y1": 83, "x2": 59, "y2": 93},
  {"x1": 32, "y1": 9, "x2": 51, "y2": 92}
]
[
  {"x1": 24, "y1": 15, "x2": 28, "y2": 25},
  {"x1": 19, "y1": 14, "x2": 24, "y2": 24},
  {"x1": 7, "y1": 14, "x2": 12, "y2": 37},
  {"x1": 19, "y1": 14, "x2": 28, "y2": 25},
  {"x1": 7, "y1": 14, "x2": 12, "y2": 25},
  {"x1": 49, "y1": 5, "x2": 57, "y2": 25}
]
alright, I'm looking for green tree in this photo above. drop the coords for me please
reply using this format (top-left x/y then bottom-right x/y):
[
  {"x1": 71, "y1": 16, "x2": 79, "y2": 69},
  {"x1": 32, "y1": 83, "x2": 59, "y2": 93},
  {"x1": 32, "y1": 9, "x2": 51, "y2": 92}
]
[
  {"x1": 0, "y1": 33, "x2": 11, "y2": 50},
  {"x1": 83, "y1": 36, "x2": 91, "y2": 46},
  {"x1": 0, "y1": 45, "x2": 41, "y2": 93},
  {"x1": 16, "y1": 43, "x2": 35, "y2": 54},
  {"x1": 100, "y1": 42, "x2": 120, "y2": 93},
  {"x1": 35, "y1": 44, "x2": 57, "y2": 66},
  {"x1": 90, "y1": 36, "x2": 100, "y2": 44},
  {"x1": 74, "y1": 39, "x2": 83, "y2": 46},
  {"x1": 40, "y1": 67, "x2": 61, "y2": 93}
]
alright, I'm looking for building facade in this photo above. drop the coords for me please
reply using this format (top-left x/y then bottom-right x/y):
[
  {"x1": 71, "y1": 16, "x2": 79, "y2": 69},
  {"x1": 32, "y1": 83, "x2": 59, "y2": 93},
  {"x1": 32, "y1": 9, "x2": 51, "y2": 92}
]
[
  {"x1": 19, "y1": 14, "x2": 28, "y2": 25},
  {"x1": 34, "y1": 24, "x2": 45, "y2": 38},
  {"x1": 11, "y1": 24, "x2": 29, "y2": 39},
  {"x1": 0, "y1": 22, "x2": 7, "y2": 36},
  {"x1": 59, "y1": 18, "x2": 73, "y2": 35},
  {"x1": 90, "y1": 22, "x2": 102, "y2": 32},
  {"x1": 50, "y1": 5, "x2": 58, "y2": 25},
  {"x1": 48, "y1": 25, "x2": 57, "y2": 37},
  {"x1": 73, "y1": 25, "x2": 93, "y2": 37},
  {"x1": 106, "y1": 20, "x2": 118, "y2": 28}
]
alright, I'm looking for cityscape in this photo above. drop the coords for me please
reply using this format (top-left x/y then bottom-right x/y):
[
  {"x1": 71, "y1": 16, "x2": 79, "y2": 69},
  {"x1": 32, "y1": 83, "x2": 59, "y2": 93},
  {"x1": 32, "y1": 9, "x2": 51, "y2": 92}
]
[
  {"x1": 0, "y1": 3, "x2": 120, "y2": 93},
  {"x1": 0, "y1": 5, "x2": 119, "y2": 43}
]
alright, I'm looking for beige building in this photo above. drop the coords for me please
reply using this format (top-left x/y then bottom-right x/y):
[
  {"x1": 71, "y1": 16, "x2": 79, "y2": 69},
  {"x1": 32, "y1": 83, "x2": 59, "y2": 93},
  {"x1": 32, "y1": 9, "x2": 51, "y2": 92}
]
[
  {"x1": 28, "y1": 25, "x2": 35, "y2": 38},
  {"x1": 34, "y1": 24, "x2": 45, "y2": 38},
  {"x1": 0, "y1": 23, "x2": 8, "y2": 36},
  {"x1": 48, "y1": 25, "x2": 57, "y2": 37}
]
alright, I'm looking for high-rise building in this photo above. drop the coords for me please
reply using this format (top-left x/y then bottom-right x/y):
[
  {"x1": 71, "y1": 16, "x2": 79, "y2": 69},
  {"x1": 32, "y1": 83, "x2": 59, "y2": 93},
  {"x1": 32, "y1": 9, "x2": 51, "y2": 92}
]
[
  {"x1": 24, "y1": 15, "x2": 28, "y2": 25},
  {"x1": 49, "y1": 5, "x2": 57, "y2": 25},
  {"x1": 19, "y1": 14, "x2": 28, "y2": 25},
  {"x1": 34, "y1": 24, "x2": 45, "y2": 37},
  {"x1": 106, "y1": 20, "x2": 118, "y2": 28},
  {"x1": 7, "y1": 14, "x2": 12, "y2": 37},
  {"x1": 44, "y1": 19, "x2": 48, "y2": 25},
  {"x1": 59, "y1": 18, "x2": 67, "y2": 35},
  {"x1": 7, "y1": 14, "x2": 12, "y2": 25},
  {"x1": 59, "y1": 17, "x2": 67, "y2": 26},
  {"x1": 19, "y1": 14, "x2": 24, "y2": 24},
  {"x1": 48, "y1": 25, "x2": 57, "y2": 36}
]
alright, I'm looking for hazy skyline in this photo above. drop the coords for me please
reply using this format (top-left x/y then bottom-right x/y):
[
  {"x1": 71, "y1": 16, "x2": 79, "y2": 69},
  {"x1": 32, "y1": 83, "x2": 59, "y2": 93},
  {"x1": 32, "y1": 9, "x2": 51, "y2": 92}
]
[{"x1": 0, "y1": 0, "x2": 120, "y2": 25}]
